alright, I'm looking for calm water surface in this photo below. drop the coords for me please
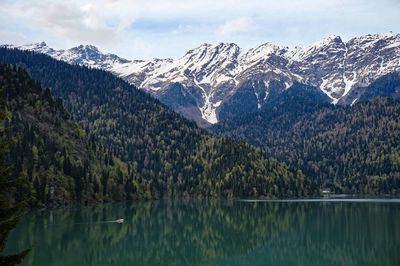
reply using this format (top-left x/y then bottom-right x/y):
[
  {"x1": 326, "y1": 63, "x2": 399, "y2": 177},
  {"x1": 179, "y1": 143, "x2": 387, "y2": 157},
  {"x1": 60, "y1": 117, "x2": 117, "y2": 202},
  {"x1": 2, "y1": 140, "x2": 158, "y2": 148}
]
[{"x1": 5, "y1": 199, "x2": 400, "y2": 266}]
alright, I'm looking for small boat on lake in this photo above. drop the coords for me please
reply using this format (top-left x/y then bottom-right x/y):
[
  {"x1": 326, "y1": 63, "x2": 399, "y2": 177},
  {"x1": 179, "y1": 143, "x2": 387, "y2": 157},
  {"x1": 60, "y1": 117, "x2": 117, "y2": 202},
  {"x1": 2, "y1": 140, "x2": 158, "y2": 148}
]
[{"x1": 115, "y1": 218, "x2": 124, "y2": 224}]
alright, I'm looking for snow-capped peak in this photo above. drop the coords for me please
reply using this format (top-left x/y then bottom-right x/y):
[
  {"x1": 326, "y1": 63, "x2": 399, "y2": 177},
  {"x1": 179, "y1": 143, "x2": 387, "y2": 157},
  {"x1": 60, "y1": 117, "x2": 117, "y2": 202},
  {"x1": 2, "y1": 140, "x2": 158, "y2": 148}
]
[
  {"x1": 6, "y1": 33, "x2": 400, "y2": 125},
  {"x1": 8, "y1": 42, "x2": 130, "y2": 70},
  {"x1": 183, "y1": 42, "x2": 241, "y2": 62},
  {"x1": 307, "y1": 34, "x2": 344, "y2": 51},
  {"x1": 377, "y1": 31, "x2": 396, "y2": 38},
  {"x1": 31, "y1": 41, "x2": 49, "y2": 49},
  {"x1": 289, "y1": 34, "x2": 346, "y2": 62},
  {"x1": 71, "y1": 44, "x2": 100, "y2": 53},
  {"x1": 241, "y1": 42, "x2": 286, "y2": 64},
  {"x1": 12, "y1": 41, "x2": 54, "y2": 54}
]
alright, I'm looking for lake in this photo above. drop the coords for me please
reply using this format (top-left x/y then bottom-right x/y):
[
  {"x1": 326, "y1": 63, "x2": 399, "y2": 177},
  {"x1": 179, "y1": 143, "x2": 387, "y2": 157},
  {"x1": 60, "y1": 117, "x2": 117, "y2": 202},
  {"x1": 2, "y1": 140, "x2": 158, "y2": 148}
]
[{"x1": 5, "y1": 199, "x2": 400, "y2": 266}]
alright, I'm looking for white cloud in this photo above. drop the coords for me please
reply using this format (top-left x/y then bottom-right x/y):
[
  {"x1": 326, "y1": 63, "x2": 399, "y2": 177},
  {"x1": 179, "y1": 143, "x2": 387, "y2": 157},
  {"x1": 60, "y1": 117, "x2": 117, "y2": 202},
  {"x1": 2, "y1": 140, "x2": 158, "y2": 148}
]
[
  {"x1": 17, "y1": 1, "x2": 118, "y2": 44},
  {"x1": 216, "y1": 17, "x2": 254, "y2": 35},
  {"x1": 0, "y1": 30, "x2": 30, "y2": 45},
  {"x1": 0, "y1": 0, "x2": 399, "y2": 59}
]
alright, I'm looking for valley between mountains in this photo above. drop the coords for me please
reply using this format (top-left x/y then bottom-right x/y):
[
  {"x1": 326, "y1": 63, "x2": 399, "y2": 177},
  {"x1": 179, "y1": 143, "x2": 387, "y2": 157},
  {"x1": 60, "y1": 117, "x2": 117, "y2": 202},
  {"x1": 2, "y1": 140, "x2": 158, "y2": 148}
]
[{"x1": 1, "y1": 32, "x2": 400, "y2": 206}]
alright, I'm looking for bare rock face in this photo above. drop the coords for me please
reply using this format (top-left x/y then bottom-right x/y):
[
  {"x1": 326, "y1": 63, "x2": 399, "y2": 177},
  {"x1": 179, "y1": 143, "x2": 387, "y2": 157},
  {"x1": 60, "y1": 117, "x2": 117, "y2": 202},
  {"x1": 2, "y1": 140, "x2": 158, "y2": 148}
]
[
  {"x1": 290, "y1": 33, "x2": 400, "y2": 105},
  {"x1": 8, "y1": 33, "x2": 400, "y2": 126}
]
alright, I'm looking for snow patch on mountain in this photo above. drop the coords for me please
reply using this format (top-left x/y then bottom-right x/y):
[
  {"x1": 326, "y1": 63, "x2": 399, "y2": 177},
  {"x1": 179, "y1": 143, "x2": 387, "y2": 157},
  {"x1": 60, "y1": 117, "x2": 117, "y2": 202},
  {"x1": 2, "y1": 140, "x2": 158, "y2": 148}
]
[{"x1": 6, "y1": 32, "x2": 400, "y2": 124}]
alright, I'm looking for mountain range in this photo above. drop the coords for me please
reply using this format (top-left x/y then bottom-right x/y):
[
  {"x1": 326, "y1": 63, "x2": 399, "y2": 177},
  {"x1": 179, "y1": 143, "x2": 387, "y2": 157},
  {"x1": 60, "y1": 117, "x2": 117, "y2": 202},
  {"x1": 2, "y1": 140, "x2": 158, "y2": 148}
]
[
  {"x1": 0, "y1": 49, "x2": 315, "y2": 204},
  {"x1": 5, "y1": 32, "x2": 400, "y2": 126},
  {"x1": 1, "y1": 34, "x2": 399, "y2": 201}
]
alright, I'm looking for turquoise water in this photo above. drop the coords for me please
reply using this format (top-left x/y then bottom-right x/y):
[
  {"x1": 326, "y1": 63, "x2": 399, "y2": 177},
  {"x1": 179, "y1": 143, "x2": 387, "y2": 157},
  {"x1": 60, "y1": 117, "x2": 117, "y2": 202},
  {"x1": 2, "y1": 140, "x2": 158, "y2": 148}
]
[{"x1": 5, "y1": 199, "x2": 400, "y2": 266}]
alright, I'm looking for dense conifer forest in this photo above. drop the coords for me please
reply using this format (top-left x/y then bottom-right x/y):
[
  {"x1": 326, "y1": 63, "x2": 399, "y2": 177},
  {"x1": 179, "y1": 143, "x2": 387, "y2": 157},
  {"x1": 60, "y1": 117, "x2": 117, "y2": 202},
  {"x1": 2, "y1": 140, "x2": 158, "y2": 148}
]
[
  {"x1": 213, "y1": 78, "x2": 400, "y2": 194},
  {"x1": 2, "y1": 46, "x2": 399, "y2": 203},
  {"x1": 0, "y1": 51, "x2": 315, "y2": 206}
]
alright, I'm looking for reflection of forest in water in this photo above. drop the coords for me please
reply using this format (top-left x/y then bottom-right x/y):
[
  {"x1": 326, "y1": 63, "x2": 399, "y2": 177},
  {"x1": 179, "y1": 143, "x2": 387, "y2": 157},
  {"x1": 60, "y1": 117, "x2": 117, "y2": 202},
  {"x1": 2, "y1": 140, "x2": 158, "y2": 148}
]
[
  {"x1": 211, "y1": 202, "x2": 400, "y2": 266},
  {"x1": 5, "y1": 200, "x2": 400, "y2": 266}
]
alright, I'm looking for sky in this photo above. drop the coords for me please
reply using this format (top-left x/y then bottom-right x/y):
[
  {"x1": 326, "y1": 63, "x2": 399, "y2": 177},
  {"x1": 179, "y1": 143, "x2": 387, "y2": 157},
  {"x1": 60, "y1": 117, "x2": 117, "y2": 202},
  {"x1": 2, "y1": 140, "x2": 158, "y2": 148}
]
[{"x1": 1, "y1": 0, "x2": 399, "y2": 60}]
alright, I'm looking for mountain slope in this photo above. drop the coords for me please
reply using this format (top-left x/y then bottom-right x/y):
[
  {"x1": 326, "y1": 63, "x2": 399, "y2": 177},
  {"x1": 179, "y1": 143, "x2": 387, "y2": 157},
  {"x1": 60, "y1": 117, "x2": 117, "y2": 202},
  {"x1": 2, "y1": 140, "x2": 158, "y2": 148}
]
[
  {"x1": 6, "y1": 32, "x2": 400, "y2": 125},
  {"x1": 1, "y1": 64, "x2": 129, "y2": 206},
  {"x1": 212, "y1": 78, "x2": 400, "y2": 194},
  {"x1": 0, "y1": 50, "x2": 315, "y2": 199},
  {"x1": 341, "y1": 72, "x2": 400, "y2": 105}
]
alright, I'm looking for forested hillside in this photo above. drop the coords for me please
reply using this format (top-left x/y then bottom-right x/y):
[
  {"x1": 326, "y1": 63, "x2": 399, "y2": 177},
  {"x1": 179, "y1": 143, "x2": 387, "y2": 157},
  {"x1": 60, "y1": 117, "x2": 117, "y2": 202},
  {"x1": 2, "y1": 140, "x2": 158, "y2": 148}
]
[
  {"x1": 1, "y1": 64, "x2": 129, "y2": 206},
  {"x1": 0, "y1": 49, "x2": 316, "y2": 203},
  {"x1": 213, "y1": 79, "x2": 400, "y2": 194}
]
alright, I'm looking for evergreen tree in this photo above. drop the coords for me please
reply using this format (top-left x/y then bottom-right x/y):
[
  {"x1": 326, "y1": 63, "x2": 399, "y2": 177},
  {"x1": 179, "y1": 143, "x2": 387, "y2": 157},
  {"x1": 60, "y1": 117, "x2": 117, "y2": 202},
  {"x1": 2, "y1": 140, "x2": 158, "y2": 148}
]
[
  {"x1": 0, "y1": 51, "x2": 315, "y2": 202},
  {"x1": 212, "y1": 80, "x2": 400, "y2": 195},
  {"x1": 0, "y1": 85, "x2": 29, "y2": 265}
]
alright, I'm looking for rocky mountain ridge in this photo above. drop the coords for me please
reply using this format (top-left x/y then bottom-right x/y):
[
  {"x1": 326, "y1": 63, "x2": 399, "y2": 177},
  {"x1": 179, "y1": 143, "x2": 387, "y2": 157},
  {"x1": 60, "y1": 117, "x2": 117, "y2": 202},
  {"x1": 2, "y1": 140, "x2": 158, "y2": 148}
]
[{"x1": 6, "y1": 32, "x2": 400, "y2": 125}]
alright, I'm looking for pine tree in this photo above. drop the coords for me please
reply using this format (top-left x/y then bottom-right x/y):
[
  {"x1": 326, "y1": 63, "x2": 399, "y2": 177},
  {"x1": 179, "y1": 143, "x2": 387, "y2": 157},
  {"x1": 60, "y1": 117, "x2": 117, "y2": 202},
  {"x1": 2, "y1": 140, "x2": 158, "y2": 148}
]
[{"x1": 0, "y1": 85, "x2": 30, "y2": 265}]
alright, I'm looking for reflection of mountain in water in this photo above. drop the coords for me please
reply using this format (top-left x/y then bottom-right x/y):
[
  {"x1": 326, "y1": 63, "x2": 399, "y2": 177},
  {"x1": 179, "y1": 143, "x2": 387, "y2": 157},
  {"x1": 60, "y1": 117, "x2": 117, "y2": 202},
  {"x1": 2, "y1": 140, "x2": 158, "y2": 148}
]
[
  {"x1": 6, "y1": 200, "x2": 303, "y2": 266},
  {"x1": 6, "y1": 201, "x2": 400, "y2": 266},
  {"x1": 211, "y1": 202, "x2": 400, "y2": 266}
]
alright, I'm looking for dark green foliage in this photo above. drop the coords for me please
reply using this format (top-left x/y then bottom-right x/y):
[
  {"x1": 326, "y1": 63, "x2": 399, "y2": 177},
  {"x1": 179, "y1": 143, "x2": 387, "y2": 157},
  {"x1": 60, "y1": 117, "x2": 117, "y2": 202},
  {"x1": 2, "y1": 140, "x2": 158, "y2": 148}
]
[
  {"x1": 7, "y1": 201, "x2": 308, "y2": 265},
  {"x1": 0, "y1": 78, "x2": 29, "y2": 265},
  {"x1": 159, "y1": 82, "x2": 198, "y2": 108},
  {"x1": 0, "y1": 49, "x2": 315, "y2": 201},
  {"x1": 358, "y1": 72, "x2": 400, "y2": 102},
  {"x1": 263, "y1": 82, "x2": 331, "y2": 110},
  {"x1": 218, "y1": 81, "x2": 260, "y2": 121},
  {"x1": 213, "y1": 80, "x2": 400, "y2": 195},
  {"x1": 1, "y1": 64, "x2": 125, "y2": 206}
]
